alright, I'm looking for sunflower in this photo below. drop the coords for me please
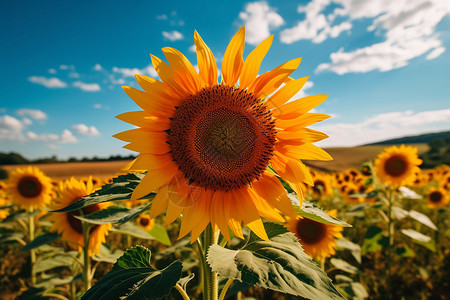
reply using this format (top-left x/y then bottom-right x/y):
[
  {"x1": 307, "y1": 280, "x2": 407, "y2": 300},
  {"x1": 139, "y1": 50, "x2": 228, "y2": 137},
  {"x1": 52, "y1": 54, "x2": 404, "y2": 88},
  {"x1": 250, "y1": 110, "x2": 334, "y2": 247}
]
[
  {"x1": 137, "y1": 214, "x2": 155, "y2": 231},
  {"x1": 49, "y1": 178, "x2": 111, "y2": 255},
  {"x1": 5, "y1": 166, "x2": 53, "y2": 208},
  {"x1": 286, "y1": 210, "x2": 343, "y2": 260},
  {"x1": 426, "y1": 187, "x2": 448, "y2": 209},
  {"x1": 114, "y1": 27, "x2": 332, "y2": 242},
  {"x1": 374, "y1": 145, "x2": 422, "y2": 188},
  {"x1": 310, "y1": 173, "x2": 332, "y2": 200},
  {"x1": 0, "y1": 193, "x2": 10, "y2": 220}
]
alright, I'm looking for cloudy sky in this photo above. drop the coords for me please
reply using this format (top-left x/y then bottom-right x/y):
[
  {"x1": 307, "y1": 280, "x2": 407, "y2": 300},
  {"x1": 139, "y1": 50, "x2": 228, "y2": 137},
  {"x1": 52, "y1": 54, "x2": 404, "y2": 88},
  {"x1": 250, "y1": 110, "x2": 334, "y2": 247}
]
[{"x1": 1, "y1": 0, "x2": 449, "y2": 159}]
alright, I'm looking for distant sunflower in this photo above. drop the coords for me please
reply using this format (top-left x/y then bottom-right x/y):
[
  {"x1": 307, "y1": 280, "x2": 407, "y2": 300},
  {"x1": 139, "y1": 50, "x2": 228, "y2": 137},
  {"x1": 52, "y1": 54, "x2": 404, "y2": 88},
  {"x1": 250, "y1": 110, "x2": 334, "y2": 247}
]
[
  {"x1": 137, "y1": 214, "x2": 155, "y2": 231},
  {"x1": 426, "y1": 188, "x2": 448, "y2": 209},
  {"x1": 311, "y1": 174, "x2": 332, "y2": 199},
  {"x1": 374, "y1": 145, "x2": 422, "y2": 188},
  {"x1": 115, "y1": 27, "x2": 332, "y2": 242},
  {"x1": 49, "y1": 178, "x2": 111, "y2": 255},
  {"x1": 6, "y1": 166, "x2": 53, "y2": 208},
  {"x1": 286, "y1": 210, "x2": 343, "y2": 260},
  {"x1": 0, "y1": 193, "x2": 10, "y2": 220}
]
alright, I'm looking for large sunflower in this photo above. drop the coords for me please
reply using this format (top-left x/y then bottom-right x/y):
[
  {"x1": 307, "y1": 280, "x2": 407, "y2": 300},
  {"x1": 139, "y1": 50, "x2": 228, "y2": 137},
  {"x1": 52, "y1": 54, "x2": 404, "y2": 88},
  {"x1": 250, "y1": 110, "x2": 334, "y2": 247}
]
[
  {"x1": 114, "y1": 27, "x2": 332, "y2": 242},
  {"x1": 6, "y1": 166, "x2": 53, "y2": 208},
  {"x1": 374, "y1": 145, "x2": 422, "y2": 188},
  {"x1": 49, "y1": 178, "x2": 111, "y2": 255},
  {"x1": 286, "y1": 210, "x2": 343, "y2": 260}
]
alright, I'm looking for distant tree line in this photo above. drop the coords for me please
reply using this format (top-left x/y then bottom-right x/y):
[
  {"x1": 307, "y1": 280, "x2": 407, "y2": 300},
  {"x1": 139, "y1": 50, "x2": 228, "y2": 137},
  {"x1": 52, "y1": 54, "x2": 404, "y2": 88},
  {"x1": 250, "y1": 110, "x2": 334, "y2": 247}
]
[
  {"x1": 0, "y1": 152, "x2": 136, "y2": 165},
  {"x1": 419, "y1": 136, "x2": 450, "y2": 169}
]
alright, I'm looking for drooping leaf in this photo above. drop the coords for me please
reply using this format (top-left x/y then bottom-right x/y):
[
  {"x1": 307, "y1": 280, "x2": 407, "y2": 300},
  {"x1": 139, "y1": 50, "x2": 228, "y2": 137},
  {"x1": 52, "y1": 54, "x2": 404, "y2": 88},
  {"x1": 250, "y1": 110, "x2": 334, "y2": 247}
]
[
  {"x1": 336, "y1": 238, "x2": 361, "y2": 264},
  {"x1": 148, "y1": 223, "x2": 172, "y2": 246},
  {"x1": 337, "y1": 281, "x2": 368, "y2": 299},
  {"x1": 2, "y1": 209, "x2": 40, "y2": 223},
  {"x1": 408, "y1": 210, "x2": 438, "y2": 231},
  {"x1": 21, "y1": 232, "x2": 60, "y2": 252},
  {"x1": 207, "y1": 223, "x2": 345, "y2": 299},
  {"x1": 290, "y1": 197, "x2": 351, "y2": 227},
  {"x1": 35, "y1": 252, "x2": 79, "y2": 273},
  {"x1": 330, "y1": 258, "x2": 359, "y2": 274},
  {"x1": 401, "y1": 229, "x2": 436, "y2": 252},
  {"x1": 75, "y1": 204, "x2": 153, "y2": 226},
  {"x1": 53, "y1": 173, "x2": 152, "y2": 213},
  {"x1": 395, "y1": 245, "x2": 415, "y2": 257},
  {"x1": 392, "y1": 206, "x2": 408, "y2": 220},
  {"x1": 110, "y1": 223, "x2": 156, "y2": 240},
  {"x1": 361, "y1": 226, "x2": 387, "y2": 255},
  {"x1": 82, "y1": 246, "x2": 182, "y2": 300},
  {"x1": 92, "y1": 244, "x2": 125, "y2": 264}
]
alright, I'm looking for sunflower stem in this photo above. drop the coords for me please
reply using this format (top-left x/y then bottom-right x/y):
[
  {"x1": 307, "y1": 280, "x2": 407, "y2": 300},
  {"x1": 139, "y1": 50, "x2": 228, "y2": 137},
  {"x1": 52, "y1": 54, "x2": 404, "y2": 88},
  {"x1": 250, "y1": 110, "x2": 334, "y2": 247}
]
[
  {"x1": 386, "y1": 188, "x2": 394, "y2": 299},
  {"x1": 219, "y1": 278, "x2": 233, "y2": 300},
  {"x1": 201, "y1": 225, "x2": 219, "y2": 300},
  {"x1": 28, "y1": 206, "x2": 36, "y2": 285},
  {"x1": 175, "y1": 283, "x2": 191, "y2": 300},
  {"x1": 82, "y1": 221, "x2": 92, "y2": 291}
]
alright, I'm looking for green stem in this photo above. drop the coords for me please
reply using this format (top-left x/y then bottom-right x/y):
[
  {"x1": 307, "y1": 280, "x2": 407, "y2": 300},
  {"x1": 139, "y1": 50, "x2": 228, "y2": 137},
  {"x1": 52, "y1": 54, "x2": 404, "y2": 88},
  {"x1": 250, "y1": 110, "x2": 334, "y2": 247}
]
[
  {"x1": 28, "y1": 207, "x2": 36, "y2": 285},
  {"x1": 201, "y1": 225, "x2": 219, "y2": 300},
  {"x1": 82, "y1": 221, "x2": 92, "y2": 291},
  {"x1": 219, "y1": 278, "x2": 233, "y2": 300},
  {"x1": 386, "y1": 188, "x2": 394, "y2": 299},
  {"x1": 175, "y1": 284, "x2": 191, "y2": 300}
]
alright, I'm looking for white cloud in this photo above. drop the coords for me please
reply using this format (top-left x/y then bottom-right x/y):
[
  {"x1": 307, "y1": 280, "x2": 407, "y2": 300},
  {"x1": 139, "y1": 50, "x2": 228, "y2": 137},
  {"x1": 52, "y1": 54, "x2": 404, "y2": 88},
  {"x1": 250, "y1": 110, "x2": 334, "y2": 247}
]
[
  {"x1": 60, "y1": 129, "x2": 77, "y2": 143},
  {"x1": 113, "y1": 64, "x2": 158, "y2": 78},
  {"x1": 48, "y1": 68, "x2": 57, "y2": 74},
  {"x1": 239, "y1": 1, "x2": 284, "y2": 45},
  {"x1": 73, "y1": 81, "x2": 101, "y2": 92},
  {"x1": 22, "y1": 118, "x2": 32, "y2": 126},
  {"x1": 426, "y1": 46, "x2": 446, "y2": 60},
  {"x1": 280, "y1": 0, "x2": 352, "y2": 44},
  {"x1": 28, "y1": 76, "x2": 67, "y2": 88},
  {"x1": 15, "y1": 109, "x2": 48, "y2": 120},
  {"x1": 314, "y1": 109, "x2": 450, "y2": 147},
  {"x1": 93, "y1": 63, "x2": 102, "y2": 71},
  {"x1": 93, "y1": 103, "x2": 102, "y2": 109},
  {"x1": 69, "y1": 72, "x2": 80, "y2": 78},
  {"x1": 156, "y1": 14, "x2": 168, "y2": 20},
  {"x1": 59, "y1": 64, "x2": 69, "y2": 70},
  {"x1": 72, "y1": 124, "x2": 100, "y2": 136},
  {"x1": 188, "y1": 44, "x2": 196, "y2": 52},
  {"x1": 315, "y1": 0, "x2": 450, "y2": 74},
  {"x1": 162, "y1": 30, "x2": 184, "y2": 41},
  {"x1": 0, "y1": 115, "x2": 25, "y2": 141}
]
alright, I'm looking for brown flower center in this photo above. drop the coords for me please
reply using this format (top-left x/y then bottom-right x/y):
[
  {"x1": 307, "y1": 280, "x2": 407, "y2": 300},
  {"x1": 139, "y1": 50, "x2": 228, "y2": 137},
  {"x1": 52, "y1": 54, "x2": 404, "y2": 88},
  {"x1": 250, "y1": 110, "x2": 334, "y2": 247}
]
[
  {"x1": 67, "y1": 202, "x2": 100, "y2": 234},
  {"x1": 17, "y1": 176, "x2": 43, "y2": 198},
  {"x1": 139, "y1": 217, "x2": 150, "y2": 227},
  {"x1": 429, "y1": 191, "x2": 442, "y2": 203},
  {"x1": 296, "y1": 218, "x2": 327, "y2": 244},
  {"x1": 168, "y1": 85, "x2": 276, "y2": 191},
  {"x1": 313, "y1": 179, "x2": 326, "y2": 194},
  {"x1": 384, "y1": 155, "x2": 407, "y2": 177}
]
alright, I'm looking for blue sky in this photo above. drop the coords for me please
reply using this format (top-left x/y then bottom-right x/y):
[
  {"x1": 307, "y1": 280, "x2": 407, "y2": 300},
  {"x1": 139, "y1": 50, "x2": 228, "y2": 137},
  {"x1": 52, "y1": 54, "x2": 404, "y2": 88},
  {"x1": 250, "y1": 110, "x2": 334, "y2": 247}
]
[{"x1": 1, "y1": 0, "x2": 449, "y2": 159}]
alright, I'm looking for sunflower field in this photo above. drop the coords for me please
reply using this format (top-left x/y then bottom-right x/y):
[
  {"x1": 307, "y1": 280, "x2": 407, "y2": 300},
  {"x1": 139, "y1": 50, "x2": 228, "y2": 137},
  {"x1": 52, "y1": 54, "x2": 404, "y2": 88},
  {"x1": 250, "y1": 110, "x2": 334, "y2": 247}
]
[{"x1": 1, "y1": 27, "x2": 449, "y2": 300}]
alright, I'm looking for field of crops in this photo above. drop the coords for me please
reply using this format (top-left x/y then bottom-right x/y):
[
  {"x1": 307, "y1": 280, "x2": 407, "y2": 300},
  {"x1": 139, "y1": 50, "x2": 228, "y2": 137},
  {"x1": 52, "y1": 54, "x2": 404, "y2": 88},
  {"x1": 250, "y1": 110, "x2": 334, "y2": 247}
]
[{"x1": 0, "y1": 145, "x2": 449, "y2": 300}]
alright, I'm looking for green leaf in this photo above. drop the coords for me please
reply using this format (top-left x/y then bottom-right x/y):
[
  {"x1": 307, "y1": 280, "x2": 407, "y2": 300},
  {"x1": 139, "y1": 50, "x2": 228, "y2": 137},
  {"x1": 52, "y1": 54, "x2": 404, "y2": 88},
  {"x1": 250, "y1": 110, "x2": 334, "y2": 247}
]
[
  {"x1": 0, "y1": 231, "x2": 24, "y2": 244},
  {"x1": 92, "y1": 244, "x2": 125, "y2": 264},
  {"x1": 21, "y1": 232, "x2": 60, "y2": 252},
  {"x1": 82, "y1": 246, "x2": 182, "y2": 300},
  {"x1": 361, "y1": 226, "x2": 386, "y2": 255},
  {"x1": 408, "y1": 210, "x2": 438, "y2": 231},
  {"x1": 401, "y1": 229, "x2": 436, "y2": 251},
  {"x1": 53, "y1": 173, "x2": 152, "y2": 213},
  {"x1": 75, "y1": 204, "x2": 153, "y2": 226},
  {"x1": 207, "y1": 223, "x2": 345, "y2": 299},
  {"x1": 110, "y1": 223, "x2": 156, "y2": 240},
  {"x1": 35, "y1": 252, "x2": 79, "y2": 273},
  {"x1": 291, "y1": 198, "x2": 351, "y2": 227},
  {"x1": 336, "y1": 238, "x2": 361, "y2": 264},
  {"x1": 337, "y1": 281, "x2": 368, "y2": 299},
  {"x1": 330, "y1": 258, "x2": 359, "y2": 274},
  {"x1": 395, "y1": 245, "x2": 415, "y2": 257},
  {"x1": 2, "y1": 209, "x2": 40, "y2": 222},
  {"x1": 148, "y1": 223, "x2": 172, "y2": 246}
]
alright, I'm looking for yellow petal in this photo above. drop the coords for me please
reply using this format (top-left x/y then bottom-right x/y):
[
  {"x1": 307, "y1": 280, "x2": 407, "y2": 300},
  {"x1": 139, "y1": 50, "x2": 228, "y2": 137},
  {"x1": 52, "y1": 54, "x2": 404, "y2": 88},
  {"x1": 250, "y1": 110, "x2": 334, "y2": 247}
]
[
  {"x1": 165, "y1": 199, "x2": 184, "y2": 225},
  {"x1": 286, "y1": 143, "x2": 333, "y2": 161},
  {"x1": 131, "y1": 153, "x2": 173, "y2": 170},
  {"x1": 211, "y1": 191, "x2": 231, "y2": 242},
  {"x1": 249, "y1": 57, "x2": 302, "y2": 99},
  {"x1": 249, "y1": 189, "x2": 285, "y2": 222},
  {"x1": 151, "y1": 54, "x2": 190, "y2": 98},
  {"x1": 122, "y1": 86, "x2": 173, "y2": 116},
  {"x1": 190, "y1": 191, "x2": 213, "y2": 243},
  {"x1": 228, "y1": 218, "x2": 244, "y2": 239},
  {"x1": 271, "y1": 153, "x2": 314, "y2": 186},
  {"x1": 194, "y1": 30, "x2": 218, "y2": 87},
  {"x1": 222, "y1": 27, "x2": 245, "y2": 86},
  {"x1": 162, "y1": 47, "x2": 202, "y2": 94},
  {"x1": 134, "y1": 75, "x2": 178, "y2": 103},
  {"x1": 233, "y1": 188, "x2": 268, "y2": 241},
  {"x1": 123, "y1": 141, "x2": 170, "y2": 155},
  {"x1": 266, "y1": 76, "x2": 309, "y2": 110},
  {"x1": 113, "y1": 128, "x2": 168, "y2": 143},
  {"x1": 239, "y1": 35, "x2": 273, "y2": 89},
  {"x1": 277, "y1": 128, "x2": 329, "y2": 143},
  {"x1": 272, "y1": 94, "x2": 329, "y2": 119},
  {"x1": 275, "y1": 113, "x2": 330, "y2": 129},
  {"x1": 150, "y1": 186, "x2": 169, "y2": 219},
  {"x1": 116, "y1": 111, "x2": 171, "y2": 130},
  {"x1": 131, "y1": 165, "x2": 178, "y2": 200}
]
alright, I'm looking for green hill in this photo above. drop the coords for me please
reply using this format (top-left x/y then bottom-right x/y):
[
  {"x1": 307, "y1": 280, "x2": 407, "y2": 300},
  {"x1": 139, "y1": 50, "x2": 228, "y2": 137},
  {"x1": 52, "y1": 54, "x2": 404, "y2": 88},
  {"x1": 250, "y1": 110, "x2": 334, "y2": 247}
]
[{"x1": 365, "y1": 131, "x2": 450, "y2": 145}]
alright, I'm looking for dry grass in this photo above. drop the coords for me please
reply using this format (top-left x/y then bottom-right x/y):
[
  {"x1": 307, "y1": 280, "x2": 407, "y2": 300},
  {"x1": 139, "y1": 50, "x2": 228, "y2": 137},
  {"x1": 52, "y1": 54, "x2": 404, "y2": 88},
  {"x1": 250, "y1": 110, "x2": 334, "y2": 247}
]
[
  {"x1": 305, "y1": 143, "x2": 429, "y2": 172},
  {"x1": 2, "y1": 160, "x2": 132, "y2": 181}
]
